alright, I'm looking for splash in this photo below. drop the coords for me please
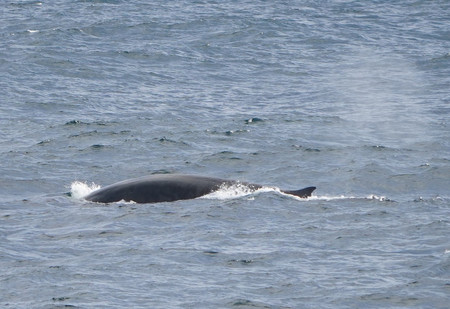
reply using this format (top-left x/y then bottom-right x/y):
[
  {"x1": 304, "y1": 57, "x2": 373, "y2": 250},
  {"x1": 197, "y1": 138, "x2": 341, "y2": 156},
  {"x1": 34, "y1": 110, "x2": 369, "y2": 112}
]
[
  {"x1": 201, "y1": 183, "x2": 275, "y2": 201},
  {"x1": 70, "y1": 181, "x2": 101, "y2": 200}
]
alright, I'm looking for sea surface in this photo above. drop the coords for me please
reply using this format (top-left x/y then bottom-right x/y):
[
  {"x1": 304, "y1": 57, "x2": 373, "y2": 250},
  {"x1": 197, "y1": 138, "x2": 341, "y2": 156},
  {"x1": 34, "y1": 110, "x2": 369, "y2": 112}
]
[{"x1": 1, "y1": 0, "x2": 449, "y2": 308}]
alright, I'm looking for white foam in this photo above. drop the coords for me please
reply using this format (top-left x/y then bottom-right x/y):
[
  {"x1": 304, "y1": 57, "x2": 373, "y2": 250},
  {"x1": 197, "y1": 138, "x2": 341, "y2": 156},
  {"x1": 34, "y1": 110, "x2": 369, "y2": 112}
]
[
  {"x1": 308, "y1": 194, "x2": 390, "y2": 202},
  {"x1": 365, "y1": 194, "x2": 390, "y2": 202},
  {"x1": 70, "y1": 181, "x2": 101, "y2": 200},
  {"x1": 201, "y1": 183, "x2": 275, "y2": 201},
  {"x1": 308, "y1": 195, "x2": 351, "y2": 201}
]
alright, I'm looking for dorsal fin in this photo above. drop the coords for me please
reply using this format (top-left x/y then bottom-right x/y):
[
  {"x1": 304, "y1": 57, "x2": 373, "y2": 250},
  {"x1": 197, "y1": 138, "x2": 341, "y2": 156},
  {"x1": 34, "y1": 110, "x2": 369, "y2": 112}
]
[{"x1": 282, "y1": 186, "x2": 316, "y2": 198}]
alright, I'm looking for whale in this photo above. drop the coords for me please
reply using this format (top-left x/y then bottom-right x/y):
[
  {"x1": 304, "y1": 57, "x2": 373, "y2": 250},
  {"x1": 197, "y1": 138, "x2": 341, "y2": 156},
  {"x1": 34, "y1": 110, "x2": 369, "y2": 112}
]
[{"x1": 84, "y1": 174, "x2": 316, "y2": 204}]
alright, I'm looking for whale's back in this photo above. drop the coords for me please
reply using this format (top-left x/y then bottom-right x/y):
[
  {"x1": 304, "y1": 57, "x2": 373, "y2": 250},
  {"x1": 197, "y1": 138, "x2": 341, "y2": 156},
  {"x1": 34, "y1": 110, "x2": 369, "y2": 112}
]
[{"x1": 85, "y1": 174, "x2": 226, "y2": 203}]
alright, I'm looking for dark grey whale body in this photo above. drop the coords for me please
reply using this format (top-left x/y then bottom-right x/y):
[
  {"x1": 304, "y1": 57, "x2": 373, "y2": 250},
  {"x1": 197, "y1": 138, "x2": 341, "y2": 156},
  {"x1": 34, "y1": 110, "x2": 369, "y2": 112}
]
[{"x1": 84, "y1": 174, "x2": 316, "y2": 204}]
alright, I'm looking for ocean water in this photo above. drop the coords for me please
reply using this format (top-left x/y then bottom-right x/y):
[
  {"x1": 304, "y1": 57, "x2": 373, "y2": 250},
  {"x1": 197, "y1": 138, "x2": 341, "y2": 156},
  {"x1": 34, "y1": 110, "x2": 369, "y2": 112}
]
[{"x1": 1, "y1": 0, "x2": 449, "y2": 308}]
